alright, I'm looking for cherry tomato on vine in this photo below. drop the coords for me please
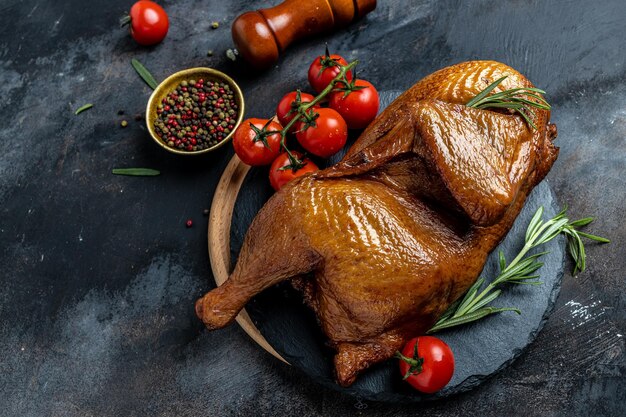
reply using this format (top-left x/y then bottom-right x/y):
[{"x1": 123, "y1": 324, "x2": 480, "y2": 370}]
[
  {"x1": 276, "y1": 91, "x2": 319, "y2": 133},
  {"x1": 233, "y1": 118, "x2": 283, "y2": 166},
  {"x1": 295, "y1": 108, "x2": 348, "y2": 158},
  {"x1": 269, "y1": 151, "x2": 319, "y2": 191},
  {"x1": 123, "y1": 1, "x2": 169, "y2": 46},
  {"x1": 396, "y1": 336, "x2": 454, "y2": 394},
  {"x1": 328, "y1": 79, "x2": 380, "y2": 129},
  {"x1": 308, "y1": 53, "x2": 353, "y2": 93}
]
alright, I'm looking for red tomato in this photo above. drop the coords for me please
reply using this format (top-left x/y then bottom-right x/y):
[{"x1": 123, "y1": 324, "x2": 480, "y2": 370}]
[
  {"x1": 308, "y1": 54, "x2": 353, "y2": 93},
  {"x1": 233, "y1": 118, "x2": 283, "y2": 166},
  {"x1": 397, "y1": 336, "x2": 454, "y2": 394},
  {"x1": 328, "y1": 80, "x2": 380, "y2": 129},
  {"x1": 127, "y1": 1, "x2": 169, "y2": 46},
  {"x1": 275, "y1": 91, "x2": 319, "y2": 133},
  {"x1": 295, "y1": 108, "x2": 348, "y2": 158},
  {"x1": 269, "y1": 152, "x2": 319, "y2": 191}
]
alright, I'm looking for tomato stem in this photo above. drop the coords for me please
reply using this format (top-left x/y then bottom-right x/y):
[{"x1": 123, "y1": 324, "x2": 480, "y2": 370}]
[
  {"x1": 394, "y1": 341, "x2": 424, "y2": 380},
  {"x1": 119, "y1": 14, "x2": 131, "y2": 28},
  {"x1": 276, "y1": 60, "x2": 358, "y2": 162}
]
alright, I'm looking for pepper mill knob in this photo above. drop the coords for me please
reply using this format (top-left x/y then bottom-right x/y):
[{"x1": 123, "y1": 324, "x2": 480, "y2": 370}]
[{"x1": 231, "y1": 0, "x2": 376, "y2": 69}]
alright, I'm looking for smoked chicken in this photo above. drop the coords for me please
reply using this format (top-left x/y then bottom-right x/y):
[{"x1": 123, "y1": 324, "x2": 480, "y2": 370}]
[{"x1": 196, "y1": 60, "x2": 559, "y2": 386}]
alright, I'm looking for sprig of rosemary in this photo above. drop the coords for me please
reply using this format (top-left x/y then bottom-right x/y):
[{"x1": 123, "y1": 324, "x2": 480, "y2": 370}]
[
  {"x1": 466, "y1": 76, "x2": 551, "y2": 129},
  {"x1": 428, "y1": 206, "x2": 609, "y2": 333}
]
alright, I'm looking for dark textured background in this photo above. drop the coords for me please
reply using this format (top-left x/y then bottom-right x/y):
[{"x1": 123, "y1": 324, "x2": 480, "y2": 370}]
[{"x1": 0, "y1": 0, "x2": 624, "y2": 416}]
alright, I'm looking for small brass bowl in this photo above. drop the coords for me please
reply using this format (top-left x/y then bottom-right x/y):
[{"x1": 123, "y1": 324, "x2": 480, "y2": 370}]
[{"x1": 146, "y1": 67, "x2": 245, "y2": 155}]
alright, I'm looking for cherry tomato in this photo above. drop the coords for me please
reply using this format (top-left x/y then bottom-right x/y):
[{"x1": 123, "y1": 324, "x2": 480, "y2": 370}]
[
  {"x1": 328, "y1": 80, "x2": 380, "y2": 129},
  {"x1": 233, "y1": 118, "x2": 283, "y2": 166},
  {"x1": 397, "y1": 336, "x2": 454, "y2": 394},
  {"x1": 295, "y1": 108, "x2": 348, "y2": 158},
  {"x1": 276, "y1": 91, "x2": 319, "y2": 133},
  {"x1": 308, "y1": 54, "x2": 353, "y2": 93},
  {"x1": 269, "y1": 152, "x2": 319, "y2": 191},
  {"x1": 127, "y1": 1, "x2": 169, "y2": 46}
]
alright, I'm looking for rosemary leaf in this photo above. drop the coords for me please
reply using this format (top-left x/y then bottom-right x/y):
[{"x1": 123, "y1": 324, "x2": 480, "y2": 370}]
[
  {"x1": 467, "y1": 289, "x2": 501, "y2": 313},
  {"x1": 466, "y1": 76, "x2": 507, "y2": 107},
  {"x1": 575, "y1": 231, "x2": 610, "y2": 243},
  {"x1": 499, "y1": 251, "x2": 506, "y2": 271},
  {"x1": 436, "y1": 298, "x2": 461, "y2": 323},
  {"x1": 453, "y1": 277, "x2": 485, "y2": 317},
  {"x1": 569, "y1": 217, "x2": 594, "y2": 227},
  {"x1": 131, "y1": 59, "x2": 158, "y2": 89},
  {"x1": 428, "y1": 307, "x2": 521, "y2": 333},
  {"x1": 112, "y1": 168, "x2": 160, "y2": 176},
  {"x1": 525, "y1": 206, "x2": 544, "y2": 242},
  {"x1": 75, "y1": 103, "x2": 93, "y2": 115},
  {"x1": 575, "y1": 232, "x2": 586, "y2": 273}
]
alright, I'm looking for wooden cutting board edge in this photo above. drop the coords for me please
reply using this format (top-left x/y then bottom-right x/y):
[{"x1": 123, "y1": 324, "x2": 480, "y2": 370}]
[{"x1": 207, "y1": 153, "x2": 289, "y2": 364}]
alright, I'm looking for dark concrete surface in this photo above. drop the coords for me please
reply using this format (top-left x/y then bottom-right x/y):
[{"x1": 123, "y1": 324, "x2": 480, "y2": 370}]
[{"x1": 0, "y1": 0, "x2": 624, "y2": 416}]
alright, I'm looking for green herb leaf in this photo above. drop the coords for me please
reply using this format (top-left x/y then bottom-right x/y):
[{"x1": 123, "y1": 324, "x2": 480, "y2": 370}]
[
  {"x1": 428, "y1": 307, "x2": 521, "y2": 333},
  {"x1": 74, "y1": 103, "x2": 93, "y2": 115},
  {"x1": 498, "y1": 251, "x2": 506, "y2": 271},
  {"x1": 131, "y1": 59, "x2": 158, "y2": 90},
  {"x1": 575, "y1": 231, "x2": 610, "y2": 243},
  {"x1": 112, "y1": 168, "x2": 160, "y2": 176},
  {"x1": 568, "y1": 217, "x2": 594, "y2": 227}
]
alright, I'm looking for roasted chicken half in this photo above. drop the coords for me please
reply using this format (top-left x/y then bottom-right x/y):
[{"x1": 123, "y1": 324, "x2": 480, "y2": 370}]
[{"x1": 196, "y1": 61, "x2": 559, "y2": 386}]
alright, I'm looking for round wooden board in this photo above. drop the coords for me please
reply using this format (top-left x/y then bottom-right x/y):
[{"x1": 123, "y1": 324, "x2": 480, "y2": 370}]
[{"x1": 207, "y1": 153, "x2": 288, "y2": 364}]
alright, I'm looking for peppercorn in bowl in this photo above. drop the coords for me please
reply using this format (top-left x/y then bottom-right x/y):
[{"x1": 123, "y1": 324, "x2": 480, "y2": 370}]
[{"x1": 146, "y1": 67, "x2": 244, "y2": 155}]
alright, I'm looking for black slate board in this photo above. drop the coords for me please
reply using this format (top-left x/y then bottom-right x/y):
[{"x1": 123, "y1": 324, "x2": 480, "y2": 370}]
[{"x1": 230, "y1": 91, "x2": 566, "y2": 402}]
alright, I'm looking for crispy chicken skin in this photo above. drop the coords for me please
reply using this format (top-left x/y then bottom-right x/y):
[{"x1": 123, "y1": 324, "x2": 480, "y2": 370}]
[{"x1": 195, "y1": 61, "x2": 559, "y2": 386}]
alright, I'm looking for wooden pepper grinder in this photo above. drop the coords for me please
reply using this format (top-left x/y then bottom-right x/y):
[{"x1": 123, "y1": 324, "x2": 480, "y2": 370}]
[{"x1": 232, "y1": 0, "x2": 376, "y2": 69}]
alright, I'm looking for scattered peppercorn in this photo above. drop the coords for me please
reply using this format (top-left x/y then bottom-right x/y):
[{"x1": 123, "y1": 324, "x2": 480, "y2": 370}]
[
  {"x1": 153, "y1": 78, "x2": 239, "y2": 152},
  {"x1": 226, "y1": 49, "x2": 238, "y2": 61},
  {"x1": 186, "y1": 219, "x2": 193, "y2": 228},
  {"x1": 134, "y1": 113, "x2": 143, "y2": 121},
  {"x1": 207, "y1": 50, "x2": 214, "y2": 57},
  {"x1": 211, "y1": 21, "x2": 219, "y2": 29},
  {"x1": 203, "y1": 208, "x2": 210, "y2": 216},
  {"x1": 121, "y1": 120, "x2": 128, "y2": 127},
  {"x1": 117, "y1": 110, "x2": 125, "y2": 115}
]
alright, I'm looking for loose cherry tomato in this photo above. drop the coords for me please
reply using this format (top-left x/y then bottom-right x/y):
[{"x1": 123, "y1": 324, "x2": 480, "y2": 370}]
[
  {"x1": 328, "y1": 79, "x2": 380, "y2": 129},
  {"x1": 396, "y1": 336, "x2": 454, "y2": 394},
  {"x1": 269, "y1": 152, "x2": 319, "y2": 191},
  {"x1": 295, "y1": 108, "x2": 348, "y2": 158},
  {"x1": 233, "y1": 118, "x2": 283, "y2": 166},
  {"x1": 126, "y1": 1, "x2": 169, "y2": 46},
  {"x1": 308, "y1": 53, "x2": 353, "y2": 93},
  {"x1": 276, "y1": 91, "x2": 319, "y2": 133}
]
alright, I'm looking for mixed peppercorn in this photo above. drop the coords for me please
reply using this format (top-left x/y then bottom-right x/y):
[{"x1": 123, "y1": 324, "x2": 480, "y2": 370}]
[{"x1": 154, "y1": 79, "x2": 239, "y2": 152}]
